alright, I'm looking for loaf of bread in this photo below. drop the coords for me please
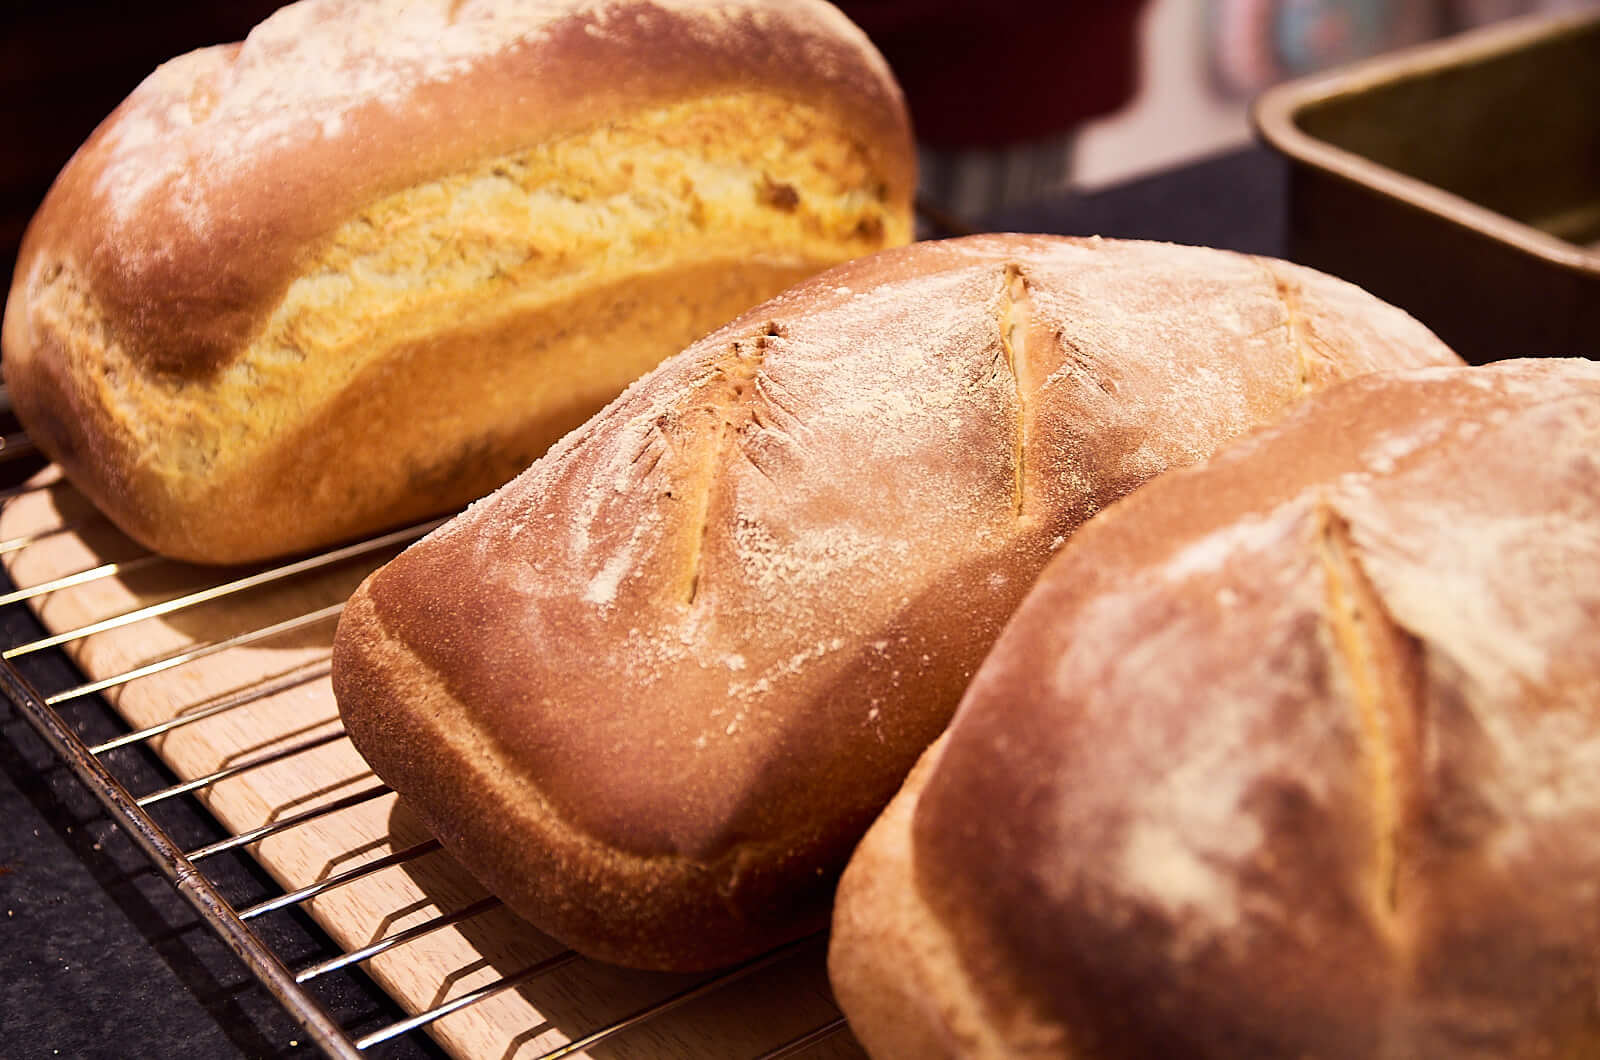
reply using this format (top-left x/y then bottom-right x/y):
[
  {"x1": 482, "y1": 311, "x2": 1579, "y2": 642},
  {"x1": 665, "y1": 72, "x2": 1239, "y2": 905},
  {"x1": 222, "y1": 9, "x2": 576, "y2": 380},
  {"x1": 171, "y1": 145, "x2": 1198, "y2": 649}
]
[
  {"x1": 0, "y1": 0, "x2": 914, "y2": 564},
  {"x1": 830, "y1": 357, "x2": 1600, "y2": 1059},
  {"x1": 331, "y1": 233, "x2": 1460, "y2": 971}
]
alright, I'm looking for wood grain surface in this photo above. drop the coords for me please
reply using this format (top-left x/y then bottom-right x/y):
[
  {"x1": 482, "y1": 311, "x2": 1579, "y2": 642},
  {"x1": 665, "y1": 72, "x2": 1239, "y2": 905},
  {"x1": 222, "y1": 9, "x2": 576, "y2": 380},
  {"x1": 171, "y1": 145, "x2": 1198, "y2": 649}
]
[{"x1": 0, "y1": 466, "x2": 861, "y2": 1060}]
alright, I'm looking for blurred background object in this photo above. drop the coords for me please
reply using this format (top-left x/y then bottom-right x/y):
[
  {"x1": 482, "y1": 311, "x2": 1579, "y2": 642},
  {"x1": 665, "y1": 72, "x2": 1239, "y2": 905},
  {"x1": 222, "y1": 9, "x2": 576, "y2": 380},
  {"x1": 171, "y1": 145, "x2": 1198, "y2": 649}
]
[
  {"x1": 834, "y1": 0, "x2": 1154, "y2": 220},
  {"x1": 1075, "y1": 0, "x2": 1596, "y2": 191},
  {"x1": 1206, "y1": 0, "x2": 1596, "y2": 97},
  {"x1": 1207, "y1": 0, "x2": 1442, "y2": 98}
]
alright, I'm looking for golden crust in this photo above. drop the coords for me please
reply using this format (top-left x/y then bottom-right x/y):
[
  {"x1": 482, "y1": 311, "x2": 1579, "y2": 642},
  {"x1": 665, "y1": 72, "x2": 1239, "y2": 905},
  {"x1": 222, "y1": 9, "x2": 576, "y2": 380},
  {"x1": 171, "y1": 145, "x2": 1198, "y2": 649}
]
[
  {"x1": 833, "y1": 357, "x2": 1600, "y2": 1058},
  {"x1": 829, "y1": 736, "x2": 1063, "y2": 1059},
  {"x1": 333, "y1": 582, "x2": 831, "y2": 969},
  {"x1": 331, "y1": 234, "x2": 1461, "y2": 971},
  {"x1": 1, "y1": 0, "x2": 914, "y2": 563}
]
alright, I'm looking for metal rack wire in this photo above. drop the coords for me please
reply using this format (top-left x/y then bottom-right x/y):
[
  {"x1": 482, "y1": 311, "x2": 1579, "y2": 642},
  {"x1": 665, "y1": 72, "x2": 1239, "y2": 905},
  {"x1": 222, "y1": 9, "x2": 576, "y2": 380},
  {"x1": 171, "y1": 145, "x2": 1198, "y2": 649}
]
[{"x1": 0, "y1": 452, "x2": 854, "y2": 1059}]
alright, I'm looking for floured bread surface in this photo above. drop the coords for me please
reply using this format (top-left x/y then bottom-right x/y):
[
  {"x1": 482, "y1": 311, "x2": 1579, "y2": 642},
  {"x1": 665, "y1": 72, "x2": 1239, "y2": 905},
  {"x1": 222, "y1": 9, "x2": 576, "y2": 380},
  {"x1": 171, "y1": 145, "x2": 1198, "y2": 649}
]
[
  {"x1": 331, "y1": 233, "x2": 1461, "y2": 971},
  {"x1": 831, "y1": 358, "x2": 1600, "y2": 1059},
  {"x1": 1, "y1": 0, "x2": 914, "y2": 563}
]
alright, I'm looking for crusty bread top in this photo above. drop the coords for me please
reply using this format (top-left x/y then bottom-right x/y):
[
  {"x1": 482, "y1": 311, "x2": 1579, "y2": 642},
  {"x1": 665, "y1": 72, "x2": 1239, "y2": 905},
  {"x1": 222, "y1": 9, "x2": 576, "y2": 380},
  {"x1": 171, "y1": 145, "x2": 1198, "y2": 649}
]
[
  {"x1": 351, "y1": 234, "x2": 1460, "y2": 869},
  {"x1": 4, "y1": 0, "x2": 911, "y2": 377},
  {"x1": 908, "y1": 358, "x2": 1600, "y2": 1057}
]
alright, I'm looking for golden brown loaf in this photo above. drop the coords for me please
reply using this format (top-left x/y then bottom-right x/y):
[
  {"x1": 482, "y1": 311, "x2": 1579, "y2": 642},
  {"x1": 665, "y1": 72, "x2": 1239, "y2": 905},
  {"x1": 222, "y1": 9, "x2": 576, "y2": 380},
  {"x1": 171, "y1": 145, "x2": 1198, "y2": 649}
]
[
  {"x1": 830, "y1": 357, "x2": 1600, "y2": 1059},
  {"x1": 331, "y1": 233, "x2": 1460, "y2": 971},
  {"x1": 0, "y1": 0, "x2": 914, "y2": 563}
]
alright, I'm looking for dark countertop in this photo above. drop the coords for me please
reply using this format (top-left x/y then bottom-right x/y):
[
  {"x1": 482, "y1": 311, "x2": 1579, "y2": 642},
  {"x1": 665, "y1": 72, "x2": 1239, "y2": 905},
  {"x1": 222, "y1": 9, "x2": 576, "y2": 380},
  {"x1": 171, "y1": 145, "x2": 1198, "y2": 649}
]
[{"x1": 0, "y1": 145, "x2": 1288, "y2": 1060}]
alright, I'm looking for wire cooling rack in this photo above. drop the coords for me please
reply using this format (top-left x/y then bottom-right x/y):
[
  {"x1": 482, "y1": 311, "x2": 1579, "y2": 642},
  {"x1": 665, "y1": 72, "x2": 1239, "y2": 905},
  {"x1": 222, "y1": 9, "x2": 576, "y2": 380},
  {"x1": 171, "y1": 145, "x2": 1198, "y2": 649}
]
[{"x1": 0, "y1": 445, "x2": 857, "y2": 1059}]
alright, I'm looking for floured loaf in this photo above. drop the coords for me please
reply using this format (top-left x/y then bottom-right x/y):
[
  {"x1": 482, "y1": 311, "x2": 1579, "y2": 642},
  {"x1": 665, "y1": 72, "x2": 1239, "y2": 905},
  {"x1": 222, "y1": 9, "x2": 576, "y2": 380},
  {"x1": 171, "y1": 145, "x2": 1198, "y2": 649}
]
[
  {"x1": 0, "y1": 0, "x2": 914, "y2": 563},
  {"x1": 331, "y1": 234, "x2": 1461, "y2": 971},
  {"x1": 831, "y1": 357, "x2": 1600, "y2": 1059}
]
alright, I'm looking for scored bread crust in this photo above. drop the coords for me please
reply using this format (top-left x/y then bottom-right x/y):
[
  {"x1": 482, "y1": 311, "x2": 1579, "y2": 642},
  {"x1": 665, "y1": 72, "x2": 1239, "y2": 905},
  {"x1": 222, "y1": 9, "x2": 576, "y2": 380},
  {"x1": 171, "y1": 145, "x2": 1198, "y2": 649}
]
[
  {"x1": 1, "y1": 0, "x2": 914, "y2": 563},
  {"x1": 831, "y1": 358, "x2": 1600, "y2": 1058},
  {"x1": 332, "y1": 233, "x2": 1461, "y2": 971}
]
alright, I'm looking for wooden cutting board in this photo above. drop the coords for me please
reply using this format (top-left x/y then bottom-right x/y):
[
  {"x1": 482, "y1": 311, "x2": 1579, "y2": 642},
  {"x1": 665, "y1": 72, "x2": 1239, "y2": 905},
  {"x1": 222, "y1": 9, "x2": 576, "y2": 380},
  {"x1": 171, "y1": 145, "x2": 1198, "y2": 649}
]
[{"x1": 0, "y1": 467, "x2": 862, "y2": 1060}]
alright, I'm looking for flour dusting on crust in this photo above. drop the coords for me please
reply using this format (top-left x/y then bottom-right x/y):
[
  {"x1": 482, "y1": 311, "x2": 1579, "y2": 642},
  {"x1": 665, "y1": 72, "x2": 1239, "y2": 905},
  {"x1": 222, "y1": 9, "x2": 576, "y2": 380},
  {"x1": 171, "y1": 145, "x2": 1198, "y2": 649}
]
[{"x1": 92, "y1": 0, "x2": 887, "y2": 230}]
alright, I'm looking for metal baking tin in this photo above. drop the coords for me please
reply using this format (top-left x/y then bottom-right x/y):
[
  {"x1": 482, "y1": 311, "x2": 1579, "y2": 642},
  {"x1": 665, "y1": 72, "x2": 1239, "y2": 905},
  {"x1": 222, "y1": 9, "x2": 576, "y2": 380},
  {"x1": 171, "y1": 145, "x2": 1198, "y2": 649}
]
[{"x1": 1253, "y1": 10, "x2": 1599, "y2": 366}]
